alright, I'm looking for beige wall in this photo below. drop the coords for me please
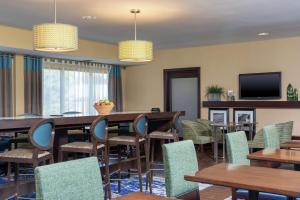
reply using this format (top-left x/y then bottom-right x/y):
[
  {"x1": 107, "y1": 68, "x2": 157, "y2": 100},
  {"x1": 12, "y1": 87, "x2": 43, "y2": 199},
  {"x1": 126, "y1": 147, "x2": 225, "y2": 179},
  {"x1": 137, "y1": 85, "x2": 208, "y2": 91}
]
[
  {"x1": 0, "y1": 24, "x2": 118, "y2": 60},
  {"x1": 124, "y1": 37, "x2": 300, "y2": 135},
  {"x1": 0, "y1": 24, "x2": 119, "y2": 115}
]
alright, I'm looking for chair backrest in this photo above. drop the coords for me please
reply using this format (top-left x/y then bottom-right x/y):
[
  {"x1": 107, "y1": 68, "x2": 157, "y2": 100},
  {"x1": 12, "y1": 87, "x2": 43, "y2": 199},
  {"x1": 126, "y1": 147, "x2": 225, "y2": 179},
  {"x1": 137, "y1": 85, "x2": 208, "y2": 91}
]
[
  {"x1": 17, "y1": 113, "x2": 41, "y2": 117},
  {"x1": 133, "y1": 114, "x2": 147, "y2": 137},
  {"x1": 251, "y1": 121, "x2": 293, "y2": 149},
  {"x1": 171, "y1": 112, "x2": 182, "y2": 135},
  {"x1": 35, "y1": 157, "x2": 104, "y2": 200},
  {"x1": 275, "y1": 121, "x2": 293, "y2": 143},
  {"x1": 29, "y1": 119, "x2": 55, "y2": 150},
  {"x1": 90, "y1": 116, "x2": 108, "y2": 142},
  {"x1": 226, "y1": 131, "x2": 250, "y2": 165},
  {"x1": 163, "y1": 140, "x2": 199, "y2": 198},
  {"x1": 263, "y1": 125, "x2": 280, "y2": 149},
  {"x1": 62, "y1": 111, "x2": 82, "y2": 115}
]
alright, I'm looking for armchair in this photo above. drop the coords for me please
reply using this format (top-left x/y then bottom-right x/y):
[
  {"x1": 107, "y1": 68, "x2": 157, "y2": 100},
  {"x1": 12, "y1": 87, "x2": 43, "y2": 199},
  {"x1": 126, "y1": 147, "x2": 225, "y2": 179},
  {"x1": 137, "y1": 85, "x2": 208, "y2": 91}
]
[{"x1": 181, "y1": 119, "x2": 213, "y2": 152}]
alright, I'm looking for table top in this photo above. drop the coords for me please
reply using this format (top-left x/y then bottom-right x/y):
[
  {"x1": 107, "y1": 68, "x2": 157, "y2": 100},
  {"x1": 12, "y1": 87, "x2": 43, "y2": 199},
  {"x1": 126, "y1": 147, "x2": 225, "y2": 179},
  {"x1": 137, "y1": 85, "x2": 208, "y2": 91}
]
[
  {"x1": 247, "y1": 149, "x2": 300, "y2": 164},
  {"x1": 113, "y1": 192, "x2": 173, "y2": 200},
  {"x1": 184, "y1": 163, "x2": 300, "y2": 197},
  {"x1": 281, "y1": 140, "x2": 300, "y2": 149},
  {"x1": 0, "y1": 111, "x2": 182, "y2": 132}
]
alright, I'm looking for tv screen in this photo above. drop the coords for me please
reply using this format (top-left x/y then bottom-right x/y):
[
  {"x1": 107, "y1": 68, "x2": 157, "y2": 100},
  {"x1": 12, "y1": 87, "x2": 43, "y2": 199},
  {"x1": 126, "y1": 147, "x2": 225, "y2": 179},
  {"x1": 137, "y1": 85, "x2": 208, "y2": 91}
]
[{"x1": 239, "y1": 72, "x2": 281, "y2": 99}]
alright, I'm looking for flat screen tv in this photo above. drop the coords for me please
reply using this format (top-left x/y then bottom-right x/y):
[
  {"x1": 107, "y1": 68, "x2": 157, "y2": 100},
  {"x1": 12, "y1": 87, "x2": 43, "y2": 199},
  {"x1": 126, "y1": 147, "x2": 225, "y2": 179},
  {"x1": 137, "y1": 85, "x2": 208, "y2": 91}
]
[{"x1": 239, "y1": 72, "x2": 281, "y2": 99}]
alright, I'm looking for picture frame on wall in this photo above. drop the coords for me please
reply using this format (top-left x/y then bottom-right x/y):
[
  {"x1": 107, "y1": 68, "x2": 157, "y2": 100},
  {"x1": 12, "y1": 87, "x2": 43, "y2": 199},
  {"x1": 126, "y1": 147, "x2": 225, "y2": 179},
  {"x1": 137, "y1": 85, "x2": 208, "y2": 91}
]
[
  {"x1": 208, "y1": 108, "x2": 229, "y2": 125},
  {"x1": 233, "y1": 108, "x2": 256, "y2": 131}
]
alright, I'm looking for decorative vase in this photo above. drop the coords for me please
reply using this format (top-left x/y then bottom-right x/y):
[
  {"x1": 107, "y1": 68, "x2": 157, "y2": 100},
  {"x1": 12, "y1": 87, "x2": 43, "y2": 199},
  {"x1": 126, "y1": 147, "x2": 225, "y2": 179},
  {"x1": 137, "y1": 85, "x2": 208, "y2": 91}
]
[
  {"x1": 287, "y1": 84, "x2": 294, "y2": 101},
  {"x1": 208, "y1": 93, "x2": 221, "y2": 101},
  {"x1": 294, "y1": 88, "x2": 298, "y2": 101}
]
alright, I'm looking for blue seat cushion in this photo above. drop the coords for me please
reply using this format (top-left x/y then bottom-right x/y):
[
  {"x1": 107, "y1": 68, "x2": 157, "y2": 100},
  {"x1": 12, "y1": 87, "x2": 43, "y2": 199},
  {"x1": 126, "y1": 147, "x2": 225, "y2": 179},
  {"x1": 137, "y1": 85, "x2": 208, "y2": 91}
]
[{"x1": 236, "y1": 189, "x2": 288, "y2": 200}]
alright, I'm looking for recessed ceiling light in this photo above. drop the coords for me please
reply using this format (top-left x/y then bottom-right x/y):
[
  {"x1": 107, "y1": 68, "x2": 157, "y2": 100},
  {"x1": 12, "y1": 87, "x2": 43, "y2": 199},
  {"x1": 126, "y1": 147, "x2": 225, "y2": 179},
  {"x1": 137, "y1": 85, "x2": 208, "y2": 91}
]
[
  {"x1": 82, "y1": 16, "x2": 97, "y2": 20},
  {"x1": 258, "y1": 32, "x2": 270, "y2": 36}
]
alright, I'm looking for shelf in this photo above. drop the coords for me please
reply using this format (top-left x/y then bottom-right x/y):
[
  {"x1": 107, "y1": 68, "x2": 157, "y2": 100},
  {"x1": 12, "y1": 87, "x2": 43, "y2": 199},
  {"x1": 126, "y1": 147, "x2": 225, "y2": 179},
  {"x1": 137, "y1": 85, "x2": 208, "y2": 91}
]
[{"x1": 202, "y1": 101, "x2": 300, "y2": 109}]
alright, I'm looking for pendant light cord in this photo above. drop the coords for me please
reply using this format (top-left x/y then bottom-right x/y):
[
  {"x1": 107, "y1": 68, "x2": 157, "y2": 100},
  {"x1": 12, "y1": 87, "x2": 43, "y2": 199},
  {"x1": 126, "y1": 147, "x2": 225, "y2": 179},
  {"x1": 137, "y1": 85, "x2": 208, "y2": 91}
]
[
  {"x1": 54, "y1": 0, "x2": 57, "y2": 24},
  {"x1": 134, "y1": 11, "x2": 137, "y2": 40}
]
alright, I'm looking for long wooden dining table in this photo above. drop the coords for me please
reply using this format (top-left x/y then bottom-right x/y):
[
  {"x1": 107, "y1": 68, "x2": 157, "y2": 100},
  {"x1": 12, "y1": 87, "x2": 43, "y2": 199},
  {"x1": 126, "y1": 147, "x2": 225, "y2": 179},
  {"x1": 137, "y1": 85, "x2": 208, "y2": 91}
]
[
  {"x1": 184, "y1": 163, "x2": 300, "y2": 200},
  {"x1": 0, "y1": 111, "x2": 182, "y2": 160},
  {"x1": 0, "y1": 111, "x2": 182, "y2": 199}
]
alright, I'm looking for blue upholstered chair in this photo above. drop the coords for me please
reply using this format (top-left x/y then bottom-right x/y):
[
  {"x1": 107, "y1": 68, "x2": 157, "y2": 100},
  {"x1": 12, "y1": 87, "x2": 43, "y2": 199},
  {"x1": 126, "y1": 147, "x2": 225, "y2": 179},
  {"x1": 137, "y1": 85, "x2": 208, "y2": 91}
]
[
  {"x1": 0, "y1": 119, "x2": 55, "y2": 181},
  {"x1": 58, "y1": 116, "x2": 110, "y2": 198},
  {"x1": 226, "y1": 131, "x2": 287, "y2": 200},
  {"x1": 35, "y1": 157, "x2": 104, "y2": 200},
  {"x1": 162, "y1": 140, "x2": 200, "y2": 199},
  {"x1": 108, "y1": 114, "x2": 150, "y2": 193},
  {"x1": 263, "y1": 125, "x2": 280, "y2": 149}
]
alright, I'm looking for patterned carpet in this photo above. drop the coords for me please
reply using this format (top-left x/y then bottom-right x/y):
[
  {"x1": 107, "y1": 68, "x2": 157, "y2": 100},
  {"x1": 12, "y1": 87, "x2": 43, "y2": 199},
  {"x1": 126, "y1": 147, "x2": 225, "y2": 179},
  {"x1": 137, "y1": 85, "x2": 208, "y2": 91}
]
[{"x1": 0, "y1": 172, "x2": 216, "y2": 200}]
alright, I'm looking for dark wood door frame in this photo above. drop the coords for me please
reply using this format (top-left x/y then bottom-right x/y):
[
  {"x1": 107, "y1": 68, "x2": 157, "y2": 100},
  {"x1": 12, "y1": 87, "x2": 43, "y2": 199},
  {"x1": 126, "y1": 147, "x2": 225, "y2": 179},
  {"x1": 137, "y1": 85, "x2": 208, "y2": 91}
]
[{"x1": 163, "y1": 67, "x2": 201, "y2": 118}]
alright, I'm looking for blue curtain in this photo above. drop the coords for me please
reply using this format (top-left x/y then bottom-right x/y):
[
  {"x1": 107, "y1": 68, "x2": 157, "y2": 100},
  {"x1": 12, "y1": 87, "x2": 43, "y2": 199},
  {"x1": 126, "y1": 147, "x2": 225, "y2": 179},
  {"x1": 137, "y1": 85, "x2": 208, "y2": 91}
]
[
  {"x1": 24, "y1": 56, "x2": 43, "y2": 115},
  {"x1": 108, "y1": 66, "x2": 123, "y2": 112},
  {"x1": 0, "y1": 54, "x2": 13, "y2": 117}
]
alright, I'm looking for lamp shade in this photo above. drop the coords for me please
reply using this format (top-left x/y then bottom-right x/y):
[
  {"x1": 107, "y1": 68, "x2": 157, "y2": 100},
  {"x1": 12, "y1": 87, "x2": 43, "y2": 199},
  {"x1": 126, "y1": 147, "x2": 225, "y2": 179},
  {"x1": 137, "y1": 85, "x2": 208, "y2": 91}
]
[
  {"x1": 118, "y1": 40, "x2": 153, "y2": 62},
  {"x1": 33, "y1": 23, "x2": 78, "y2": 52}
]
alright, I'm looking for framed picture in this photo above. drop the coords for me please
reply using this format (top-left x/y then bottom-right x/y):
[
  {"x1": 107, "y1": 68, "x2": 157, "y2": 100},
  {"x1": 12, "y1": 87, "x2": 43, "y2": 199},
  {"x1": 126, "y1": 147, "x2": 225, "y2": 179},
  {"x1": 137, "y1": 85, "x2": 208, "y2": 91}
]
[
  {"x1": 233, "y1": 108, "x2": 256, "y2": 131},
  {"x1": 208, "y1": 108, "x2": 229, "y2": 126}
]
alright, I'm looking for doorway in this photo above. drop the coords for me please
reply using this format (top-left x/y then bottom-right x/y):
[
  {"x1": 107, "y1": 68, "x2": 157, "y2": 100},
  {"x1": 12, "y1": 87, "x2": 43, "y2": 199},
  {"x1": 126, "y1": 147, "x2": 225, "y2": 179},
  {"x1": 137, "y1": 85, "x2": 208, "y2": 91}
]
[{"x1": 163, "y1": 67, "x2": 201, "y2": 119}]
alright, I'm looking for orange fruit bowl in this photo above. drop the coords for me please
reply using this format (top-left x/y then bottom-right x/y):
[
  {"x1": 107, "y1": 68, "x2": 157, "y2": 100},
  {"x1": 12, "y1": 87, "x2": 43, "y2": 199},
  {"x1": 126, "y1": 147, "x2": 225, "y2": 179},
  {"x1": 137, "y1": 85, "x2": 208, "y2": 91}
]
[{"x1": 94, "y1": 103, "x2": 114, "y2": 115}]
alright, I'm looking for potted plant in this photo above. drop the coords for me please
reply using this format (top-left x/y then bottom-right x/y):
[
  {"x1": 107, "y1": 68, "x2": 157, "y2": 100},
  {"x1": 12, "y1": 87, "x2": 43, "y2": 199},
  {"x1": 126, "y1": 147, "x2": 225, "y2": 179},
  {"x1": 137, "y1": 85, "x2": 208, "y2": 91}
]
[{"x1": 206, "y1": 85, "x2": 225, "y2": 101}]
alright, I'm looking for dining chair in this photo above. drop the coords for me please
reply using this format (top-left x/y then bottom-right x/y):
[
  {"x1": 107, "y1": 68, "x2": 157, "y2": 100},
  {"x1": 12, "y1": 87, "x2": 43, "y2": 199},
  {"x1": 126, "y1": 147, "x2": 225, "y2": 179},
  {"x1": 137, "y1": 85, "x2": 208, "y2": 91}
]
[
  {"x1": 226, "y1": 131, "x2": 287, "y2": 200},
  {"x1": 108, "y1": 114, "x2": 150, "y2": 193},
  {"x1": 248, "y1": 121, "x2": 293, "y2": 150},
  {"x1": 181, "y1": 119, "x2": 214, "y2": 152},
  {"x1": 0, "y1": 119, "x2": 55, "y2": 181},
  {"x1": 11, "y1": 113, "x2": 42, "y2": 149},
  {"x1": 148, "y1": 112, "x2": 180, "y2": 193},
  {"x1": 35, "y1": 157, "x2": 104, "y2": 200},
  {"x1": 58, "y1": 116, "x2": 110, "y2": 198},
  {"x1": 62, "y1": 111, "x2": 89, "y2": 142},
  {"x1": 226, "y1": 131, "x2": 250, "y2": 165},
  {"x1": 162, "y1": 140, "x2": 200, "y2": 199},
  {"x1": 263, "y1": 125, "x2": 281, "y2": 149}
]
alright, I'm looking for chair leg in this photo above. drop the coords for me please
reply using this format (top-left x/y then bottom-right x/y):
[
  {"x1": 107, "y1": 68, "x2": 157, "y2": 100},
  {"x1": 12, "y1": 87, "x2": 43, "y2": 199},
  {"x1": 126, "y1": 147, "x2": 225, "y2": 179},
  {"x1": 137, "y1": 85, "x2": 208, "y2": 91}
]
[
  {"x1": 105, "y1": 144, "x2": 111, "y2": 199},
  {"x1": 136, "y1": 142, "x2": 143, "y2": 192},
  {"x1": 14, "y1": 163, "x2": 19, "y2": 182},
  {"x1": 58, "y1": 150, "x2": 64, "y2": 162},
  {"x1": 231, "y1": 188, "x2": 237, "y2": 200},
  {"x1": 7, "y1": 162, "x2": 11, "y2": 180},
  {"x1": 144, "y1": 139, "x2": 151, "y2": 193},
  {"x1": 117, "y1": 145, "x2": 122, "y2": 193},
  {"x1": 50, "y1": 155, "x2": 54, "y2": 164}
]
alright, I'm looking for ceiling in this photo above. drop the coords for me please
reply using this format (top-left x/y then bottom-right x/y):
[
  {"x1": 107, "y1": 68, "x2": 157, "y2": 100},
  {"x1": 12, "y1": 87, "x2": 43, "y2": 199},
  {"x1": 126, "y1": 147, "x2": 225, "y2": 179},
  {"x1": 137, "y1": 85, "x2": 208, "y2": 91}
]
[{"x1": 1, "y1": 0, "x2": 300, "y2": 49}]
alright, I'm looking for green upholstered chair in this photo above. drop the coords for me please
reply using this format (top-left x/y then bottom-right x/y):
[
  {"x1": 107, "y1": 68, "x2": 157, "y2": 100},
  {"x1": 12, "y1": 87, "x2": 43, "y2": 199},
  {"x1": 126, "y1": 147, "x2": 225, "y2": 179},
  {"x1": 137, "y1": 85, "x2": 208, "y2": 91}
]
[
  {"x1": 248, "y1": 121, "x2": 293, "y2": 149},
  {"x1": 35, "y1": 157, "x2": 104, "y2": 200},
  {"x1": 226, "y1": 131, "x2": 250, "y2": 165},
  {"x1": 162, "y1": 140, "x2": 199, "y2": 199},
  {"x1": 263, "y1": 125, "x2": 280, "y2": 149},
  {"x1": 181, "y1": 119, "x2": 213, "y2": 152},
  {"x1": 226, "y1": 132, "x2": 287, "y2": 200}
]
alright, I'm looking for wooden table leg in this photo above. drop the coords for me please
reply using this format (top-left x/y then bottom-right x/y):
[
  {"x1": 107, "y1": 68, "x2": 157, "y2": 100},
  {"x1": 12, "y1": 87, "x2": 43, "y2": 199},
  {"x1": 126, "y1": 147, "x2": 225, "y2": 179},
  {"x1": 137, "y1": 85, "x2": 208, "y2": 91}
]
[
  {"x1": 248, "y1": 190, "x2": 259, "y2": 200},
  {"x1": 213, "y1": 126, "x2": 218, "y2": 162},
  {"x1": 53, "y1": 129, "x2": 68, "y2": 162}
]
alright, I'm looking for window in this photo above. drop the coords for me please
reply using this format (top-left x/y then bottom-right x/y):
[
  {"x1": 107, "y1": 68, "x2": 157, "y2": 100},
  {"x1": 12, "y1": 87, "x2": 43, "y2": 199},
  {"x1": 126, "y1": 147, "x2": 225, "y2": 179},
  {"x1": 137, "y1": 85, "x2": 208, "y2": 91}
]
[{"x1": 43, "y1": 59, "x2": 110, "y2": 115}]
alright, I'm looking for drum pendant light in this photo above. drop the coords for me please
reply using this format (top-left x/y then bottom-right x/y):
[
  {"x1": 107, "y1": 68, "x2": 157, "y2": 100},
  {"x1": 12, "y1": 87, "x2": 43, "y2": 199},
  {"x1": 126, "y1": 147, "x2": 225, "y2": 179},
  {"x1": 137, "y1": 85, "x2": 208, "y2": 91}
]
[
  {"x1": 33, "y1": 0, "x2": 78, "y2": 52},
  {"x1": 119, "y1": 9, "x2": 153, "y2": 62}
]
